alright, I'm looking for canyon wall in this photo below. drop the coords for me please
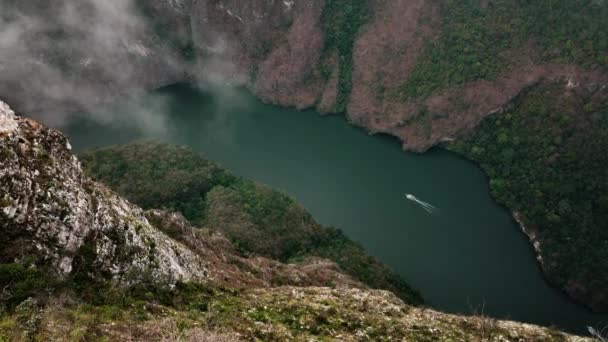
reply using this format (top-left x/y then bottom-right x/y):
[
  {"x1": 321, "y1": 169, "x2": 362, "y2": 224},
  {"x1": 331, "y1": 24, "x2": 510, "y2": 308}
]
[
  {"x1": 2, "y1": 0, "x2": 605, "y2": 151},
  {"x1": 1, "y1": 0, "x2": 607, "y2": 313}
]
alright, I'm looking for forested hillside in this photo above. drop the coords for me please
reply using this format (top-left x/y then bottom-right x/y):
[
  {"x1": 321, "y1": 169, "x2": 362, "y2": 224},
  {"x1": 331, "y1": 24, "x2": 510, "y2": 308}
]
[
  {"x1": 450, "y1": 82, "x2": 608, "y2": 311},
  {"x1": 400, "y1": 0, "x2": 608, "y2": 100},
  {"x1": 80, "y1": 143, "x2": 422, "y2": 305}
]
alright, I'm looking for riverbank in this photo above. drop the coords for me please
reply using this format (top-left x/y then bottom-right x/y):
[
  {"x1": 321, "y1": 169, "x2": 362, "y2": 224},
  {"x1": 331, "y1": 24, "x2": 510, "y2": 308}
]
[{"x1": 447, "y1": 82, "x2": 608, "y2": 313}]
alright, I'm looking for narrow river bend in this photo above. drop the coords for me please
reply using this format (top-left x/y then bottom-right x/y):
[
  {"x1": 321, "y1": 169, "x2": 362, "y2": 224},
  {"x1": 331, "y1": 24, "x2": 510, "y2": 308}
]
[{"x1": 51, "y1": 84, "x2": 606, "y2": 333}]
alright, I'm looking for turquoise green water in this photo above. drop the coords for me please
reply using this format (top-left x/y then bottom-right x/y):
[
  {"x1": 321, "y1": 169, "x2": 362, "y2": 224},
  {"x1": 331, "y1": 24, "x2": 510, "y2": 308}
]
[{"x1": 56, "y1": 84, "x2": 606, "y2": 333}]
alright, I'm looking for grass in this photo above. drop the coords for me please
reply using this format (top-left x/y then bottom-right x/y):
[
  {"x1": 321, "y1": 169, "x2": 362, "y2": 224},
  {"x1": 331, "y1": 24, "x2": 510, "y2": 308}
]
[{"x1": 0, "y1": 263, "x2": 576, "y2": 341}]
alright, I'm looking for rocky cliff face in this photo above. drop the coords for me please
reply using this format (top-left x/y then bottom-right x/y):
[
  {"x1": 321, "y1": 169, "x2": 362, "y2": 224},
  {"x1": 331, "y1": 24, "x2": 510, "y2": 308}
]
[
  {"x1": 0, "y1": 99, "x2": 594, "y2": 342},
  {"x1": 190, "y1": 0, "x2": 327, "y2": 109},
  {"x1": 0, "y1": 100, "x2": 208, "y2": 284}
]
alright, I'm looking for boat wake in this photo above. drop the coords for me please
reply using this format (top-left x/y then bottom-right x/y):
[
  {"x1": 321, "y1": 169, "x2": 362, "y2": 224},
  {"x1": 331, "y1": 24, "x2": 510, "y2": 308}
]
[{"x1": 405, "y1": 194, "x2": 439, "y2": 214}]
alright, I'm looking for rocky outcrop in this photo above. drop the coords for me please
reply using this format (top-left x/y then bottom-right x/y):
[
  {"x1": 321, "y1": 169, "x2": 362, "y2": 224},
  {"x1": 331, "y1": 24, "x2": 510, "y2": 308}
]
[
  {"x1": 190, "y1": 0, "x2": 327, "y2": 106},
  {"x1": 145, "y1": 209, "x2": 365, "y2": 290},
  {"x1": 0, "y1": 100, "x2": 208, "y2": 284}
]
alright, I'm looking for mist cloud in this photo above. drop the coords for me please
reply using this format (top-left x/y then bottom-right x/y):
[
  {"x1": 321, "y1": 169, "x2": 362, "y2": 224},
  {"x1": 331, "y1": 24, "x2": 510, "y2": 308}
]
[
  {"x1": 0, "y1": 0, "x2": 259, "y2": 138},
  {"x1": 0, "y1": 0, "x2": 186, "y2": 134}
]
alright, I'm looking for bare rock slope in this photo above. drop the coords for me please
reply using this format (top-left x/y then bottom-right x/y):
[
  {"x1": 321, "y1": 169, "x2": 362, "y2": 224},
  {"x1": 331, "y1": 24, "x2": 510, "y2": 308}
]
[{"x1": 0, "y1": 100, "x2": 208, "y2": 284}]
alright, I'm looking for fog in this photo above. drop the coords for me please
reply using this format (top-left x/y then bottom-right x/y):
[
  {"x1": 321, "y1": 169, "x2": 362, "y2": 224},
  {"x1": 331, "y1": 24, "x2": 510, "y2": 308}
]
[
  {"x1": 0, "y1": 0, "x2": 186, "y2": 134},
  {"x1": 0, "y1": 0, "x2": 261, "y2": 137}
]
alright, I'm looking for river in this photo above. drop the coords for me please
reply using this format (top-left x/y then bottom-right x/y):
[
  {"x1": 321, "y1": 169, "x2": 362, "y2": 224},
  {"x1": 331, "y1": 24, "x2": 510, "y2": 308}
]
[{"x1": 52, "y1": 83, "x2": 606, "y2": 334}]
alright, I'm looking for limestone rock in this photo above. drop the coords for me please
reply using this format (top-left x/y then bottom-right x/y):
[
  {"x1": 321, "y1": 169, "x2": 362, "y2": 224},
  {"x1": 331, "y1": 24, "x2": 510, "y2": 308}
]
[{"x1": 0, "y1": 100, "x2": 208, "y2": 285}]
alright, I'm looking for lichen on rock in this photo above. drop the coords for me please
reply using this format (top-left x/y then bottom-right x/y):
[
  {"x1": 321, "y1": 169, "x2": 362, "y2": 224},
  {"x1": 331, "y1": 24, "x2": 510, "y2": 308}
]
[{"x1": 0, "y1": 101, "x2": 208, "y2": 285}]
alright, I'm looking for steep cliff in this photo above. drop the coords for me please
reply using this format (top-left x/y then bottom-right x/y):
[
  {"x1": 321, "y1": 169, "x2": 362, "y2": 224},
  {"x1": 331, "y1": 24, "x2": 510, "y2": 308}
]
[
  {"x1": 0, "y1": 99, "x2": 595, "y2": 341},
  {"x1": 0, "y1": 100, "x2": 207, "y2": 284}
]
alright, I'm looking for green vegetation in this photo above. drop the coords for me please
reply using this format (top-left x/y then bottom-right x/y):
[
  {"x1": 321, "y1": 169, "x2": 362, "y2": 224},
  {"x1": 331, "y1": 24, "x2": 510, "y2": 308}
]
[
  {"x1": 0, "y1": 282, "x2": 575, "y2": 341},
  {"x1": 0, "y1": 259, "x2": 245, "y2": 341},
  {"x1": 321, "y1": 0, "x2": 372, "y2": 112},
  {"x1": 400, "y1": 0, "x2": 608, "y2": 99},
  {"x1": 80, "y1": 142, "x2": 422, "y2": 305},
  {"x1": 449, "y1": 83, "x2": 608, "y2": 310},
  {"x1": 0, "y1": 255, "x2": 414, "y2": 340},
  {"x1": 79, "y1": 143, "x2": 236, "y2": 225},
  {"x1": 0, "y1": 264, "x2": 54, "y2": 311},
  {"x1": 211, "y1": 289, "x2": 416, "y2": 340}
]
